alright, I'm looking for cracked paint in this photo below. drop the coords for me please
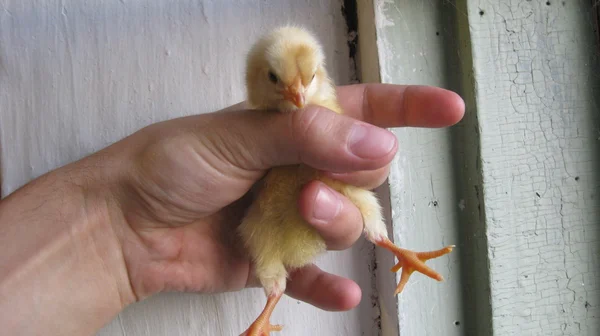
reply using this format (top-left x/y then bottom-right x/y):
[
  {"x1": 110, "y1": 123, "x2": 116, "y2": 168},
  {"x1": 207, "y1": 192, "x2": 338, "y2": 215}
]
[{"x1": 468, "y1": 0, "x2": 600, "y2": 334}]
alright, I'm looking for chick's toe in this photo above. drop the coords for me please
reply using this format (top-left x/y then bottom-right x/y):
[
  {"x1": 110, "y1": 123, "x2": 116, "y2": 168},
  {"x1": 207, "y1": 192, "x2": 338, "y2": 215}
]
[{"x1": 376, "y1": 238, "x2": 454, "y2": 295}]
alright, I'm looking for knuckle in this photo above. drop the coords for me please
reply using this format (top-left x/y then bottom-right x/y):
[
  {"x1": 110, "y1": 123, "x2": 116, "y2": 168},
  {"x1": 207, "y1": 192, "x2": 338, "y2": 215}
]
[
  {"x1": 290, "y1": 106, "x2": 337, "y2": 150},
  {"x1": 290, "y1": 107, "x2": 317, "y2": 145}
]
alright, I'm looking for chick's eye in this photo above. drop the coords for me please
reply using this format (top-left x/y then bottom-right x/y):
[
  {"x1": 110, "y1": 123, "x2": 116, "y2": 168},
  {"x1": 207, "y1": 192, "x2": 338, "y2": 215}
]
[
  {"x1": 268, "y1": 71, "x2": 278, "y2": 84},
  {"x1": 311, "y1": 73, "x2": 316, "y2": 81}
]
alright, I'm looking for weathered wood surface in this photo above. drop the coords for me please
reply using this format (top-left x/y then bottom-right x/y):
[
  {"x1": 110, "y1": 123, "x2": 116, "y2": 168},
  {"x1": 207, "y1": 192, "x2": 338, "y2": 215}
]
[
  {"x1": 362, "y1": 1, "x2": 600, "y2": 335},
  {"x1": 461, "y1": 0, "x2": 600, "y2": 334},
  {"x1": 360, "y1": 1, "x2": 465, "y2": 335},
  {"x1": 0, "y1": 1, "x2": 379, "y2": 335}
]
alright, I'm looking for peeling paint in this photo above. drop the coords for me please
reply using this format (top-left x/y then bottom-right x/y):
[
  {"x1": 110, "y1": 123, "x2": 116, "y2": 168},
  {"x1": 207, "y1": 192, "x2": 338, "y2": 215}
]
[{"x1": 467, "y1": 0, "x2": 600, "y2": 334}]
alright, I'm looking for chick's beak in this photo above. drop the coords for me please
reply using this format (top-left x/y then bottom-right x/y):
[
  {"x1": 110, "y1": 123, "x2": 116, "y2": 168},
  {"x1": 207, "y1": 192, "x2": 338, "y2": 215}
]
[
  {"x1": 283, "y1": 77, "x2": 305, "y2": 108},
  {"x1": 283, "y1": 90, "x2": 305, "y2": 108}
]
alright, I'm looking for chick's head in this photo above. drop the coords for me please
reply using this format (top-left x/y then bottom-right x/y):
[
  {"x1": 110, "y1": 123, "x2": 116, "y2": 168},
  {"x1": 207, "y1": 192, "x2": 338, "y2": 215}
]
[{"x1": 245, "y1": 26, "x2": 332, "y2": 112}]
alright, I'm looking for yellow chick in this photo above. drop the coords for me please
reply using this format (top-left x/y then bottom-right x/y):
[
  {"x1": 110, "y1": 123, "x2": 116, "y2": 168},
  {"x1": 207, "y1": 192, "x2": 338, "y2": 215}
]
[{"x1": 238, "y1": 26, "x2": 454, "y2": 336}]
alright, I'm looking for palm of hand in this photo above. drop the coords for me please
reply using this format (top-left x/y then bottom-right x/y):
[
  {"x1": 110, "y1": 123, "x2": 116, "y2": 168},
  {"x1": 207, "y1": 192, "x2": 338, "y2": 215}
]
[{"x1": 118, "y1": 124, "x2": 263, "y2": 300}]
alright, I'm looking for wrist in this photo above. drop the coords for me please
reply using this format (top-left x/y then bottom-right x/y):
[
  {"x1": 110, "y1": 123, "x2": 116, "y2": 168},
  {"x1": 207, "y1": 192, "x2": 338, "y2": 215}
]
[
  {"x1": 66, "y1": 147, "x2": 139, "y2": 307},
  {"x1": 0, "y1": 147, "x2": 136, "y2": 335}
]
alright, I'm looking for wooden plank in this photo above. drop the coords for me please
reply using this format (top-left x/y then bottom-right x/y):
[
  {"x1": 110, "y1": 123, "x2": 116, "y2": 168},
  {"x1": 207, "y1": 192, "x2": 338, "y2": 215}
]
[
  {"x1": 462, "y1": 0, "x2": 600, "y2": 334},
  {"x1": 356, "y1": 3, "x2": 399, "y2": 336},
  {"x1": 0, "y1": 1, "x2": 380, "y2": 335},
  {"x1": 361, "y1": 1, "x2": 465, "y2": 335},
  {"x1": 593, "y1": 0, "x2": 600, "y2": 54},
  {"x1": 445, "y1": 1, "x2": 495, "y2": 334}
]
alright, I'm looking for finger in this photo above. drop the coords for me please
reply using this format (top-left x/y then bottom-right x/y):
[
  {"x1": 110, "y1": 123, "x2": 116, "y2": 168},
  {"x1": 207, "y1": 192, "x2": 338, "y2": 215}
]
[
  {"x1": 297, "y1": 181, "x2": 364, "y2": 250},
  {"x1": 285, "y1": 264, "x2": 362, "y2": 311},
  {"x1": 194, "y1": 106, "x2": 398, "y2": 173},
  {"x1": 218, "y1": 101, "x2": 248, "y2": 112},
  {"x1": 321, "y1": 165, "x2": 390, "y2": 190},
  {"x1": 243, "y1": 261, "x2": 362, "y2": 312},
  {"x1": 337, "y1": 84, "x2": 465, "y2": 128}
]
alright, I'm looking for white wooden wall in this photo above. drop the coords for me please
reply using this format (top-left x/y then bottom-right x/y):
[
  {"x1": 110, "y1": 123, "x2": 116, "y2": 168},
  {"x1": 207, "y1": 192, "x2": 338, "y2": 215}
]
[{"x1": 0, "y1": 1, "x2": 380, "y2": 335}]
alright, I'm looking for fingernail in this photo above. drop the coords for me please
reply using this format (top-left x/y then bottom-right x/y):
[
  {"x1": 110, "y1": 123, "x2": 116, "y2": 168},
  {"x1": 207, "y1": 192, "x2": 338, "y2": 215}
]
[
  {"x1": 348, "y1": 124, "x2": 396, "y2": 159},
  {"x1": 313, "y1": 185, "x2": 342, "y2": 223}
]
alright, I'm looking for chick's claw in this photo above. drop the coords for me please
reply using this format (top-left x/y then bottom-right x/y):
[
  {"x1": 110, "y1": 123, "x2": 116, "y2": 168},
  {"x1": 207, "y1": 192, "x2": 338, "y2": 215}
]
[
  {"x1": 241, "y1": 293, "x2": 284, "y2": 336},
  {"x1": 376, "y1": 238, "x2": 454, "y2": 295}
]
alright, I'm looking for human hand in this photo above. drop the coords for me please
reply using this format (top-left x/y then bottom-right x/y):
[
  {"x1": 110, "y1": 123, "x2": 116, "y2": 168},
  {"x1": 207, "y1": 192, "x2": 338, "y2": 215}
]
[{"x1": 100, "y1": 84, "x2": 464, "y2": 311}]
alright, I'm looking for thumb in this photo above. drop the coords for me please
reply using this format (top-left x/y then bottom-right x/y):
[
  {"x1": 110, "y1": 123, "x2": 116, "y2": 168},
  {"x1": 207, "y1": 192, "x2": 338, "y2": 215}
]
[{"x1": 202, "y1": 104, "x2": 398, "y2": 173}]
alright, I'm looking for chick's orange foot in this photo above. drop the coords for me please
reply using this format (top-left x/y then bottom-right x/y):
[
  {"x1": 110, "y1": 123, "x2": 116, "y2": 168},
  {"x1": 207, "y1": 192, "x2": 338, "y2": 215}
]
[
  {"x1": 241, "y1": 292, "x2": 284, "y2": 336},
  {"x1": 376, "y1": 238, "x2": 454, "y2": 295},
  {"x1": 242, "y1": 323, "x2": 283, "y2": 336}
]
